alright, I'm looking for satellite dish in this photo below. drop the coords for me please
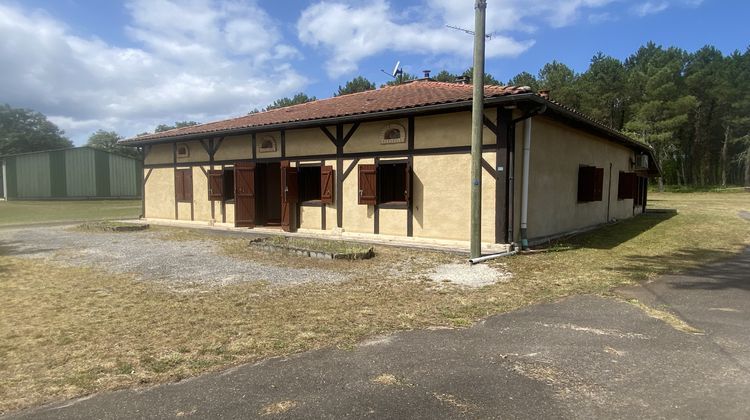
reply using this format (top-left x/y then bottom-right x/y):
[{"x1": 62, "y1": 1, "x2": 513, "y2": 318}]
[{"x1": 392, "y1": 61, "x2": 402, "y2": 77}]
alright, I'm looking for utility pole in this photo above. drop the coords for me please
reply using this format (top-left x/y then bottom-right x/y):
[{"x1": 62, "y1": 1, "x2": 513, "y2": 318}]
[{"x1": 470, "y1": 0, "x2": 487, "y2": 259}]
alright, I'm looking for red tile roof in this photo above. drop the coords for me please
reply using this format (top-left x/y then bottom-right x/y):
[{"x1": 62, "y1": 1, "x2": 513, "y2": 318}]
[{"x1": 123, "y1": 81, "x2": 532, "y2": 143}]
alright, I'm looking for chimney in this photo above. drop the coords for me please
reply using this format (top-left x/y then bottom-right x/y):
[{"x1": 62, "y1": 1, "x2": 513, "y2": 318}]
[
  {"x1": 539, "y1": 89, "x2": 550, "y2": 100},
  {"x1": 422, "y1": 69, "x2": 431, "y2": 78},
  {"x1": 455, "y1": 76, "x2": 470, "y2": 84}
]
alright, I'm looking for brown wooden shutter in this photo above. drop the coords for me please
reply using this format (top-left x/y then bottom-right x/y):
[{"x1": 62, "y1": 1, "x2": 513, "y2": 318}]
[
  {"x1": 175, "y1": 169, "x2": 192, "y2": 202},
  {"x1": 282, "y1": 165, "x2": 298, "y2": 203},
  {"x1": 234, "y1": 162, "x2": 256, "y2": 227},
  {"x1": 174, "y1": 170, "x2": 183, "y2": 202},
  {"x1": 207, "y1": 170, "x2": 223, "y2": 201},
  {"x1": 593, "y1": 167, "x2": 604, "y2": 201},
  {"x1": 358, "y1": 164, "x2": 377, "y2": 205},
  {"x1": 184, "y1": 169, "x2": 193, "y2": 201},
  {"x1": 320, "y1": 165, "x2": 333, "y2": 204},
  {"x1": 577, "y1": 166, "x2": 594, "y2": 202},
  {"x1": 280, "y1": 161, "x2": 298, "y2": 232}
]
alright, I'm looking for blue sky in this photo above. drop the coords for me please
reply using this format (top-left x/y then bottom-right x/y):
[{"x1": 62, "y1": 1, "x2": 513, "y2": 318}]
[{"x1": 1, "y1": 0, "x2": 748, "y2": 144}]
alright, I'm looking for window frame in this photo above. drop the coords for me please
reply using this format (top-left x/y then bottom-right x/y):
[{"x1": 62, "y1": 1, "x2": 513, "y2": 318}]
[
  {"x1": 298, "y1": 165, "x2": 322, "y2": 205},
  {"x1": 618, "y1": 171, "x2": 637, "y2": 200},
  {"x1": 577, "y1": 165, "x2": 604, "y2": 203}
]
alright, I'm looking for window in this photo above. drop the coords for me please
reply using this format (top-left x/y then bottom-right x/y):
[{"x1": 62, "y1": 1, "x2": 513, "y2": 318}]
[
  {"x1": 298, "y1": 166, "x2": 321, "y2": 202},
  {"x1": 258, "y1": 135, "x2": 276, "y2": 153},
  {"x1": 358, "y1": 161, "x2": 410, "y2": 206},
  {"x1": 618, "y1": 171, "x2": 636, "y2": 200},
  {"x1": 577, "y1": 165, "x2": 603, "y2": 202},
  {"x1": 175, "y1": 169, "x2": 193, "y2": 202},
  {"x1": 223, "y1": 169, "x2": 235, "y2": 200},
  {"x1": 634, "y1": 176, "x2": 646, "y2": 206},
  {"x1": 176, "y1": 143, "x2": 190, "y2": 158},
  {"x1": 208, "y1": 169, "x2": 234, "y2": 201},
  {"x1": 379, "y1": 162, "x2": 408, "y2": 204},
  {"x1": 381, "y1": 124, "x2": 406, "y2": 144}
]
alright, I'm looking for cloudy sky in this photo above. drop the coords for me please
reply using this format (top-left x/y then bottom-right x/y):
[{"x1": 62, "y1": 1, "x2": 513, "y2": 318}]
[{"x1": 1, "y1": 0, "x2": 747, "y2": 144}]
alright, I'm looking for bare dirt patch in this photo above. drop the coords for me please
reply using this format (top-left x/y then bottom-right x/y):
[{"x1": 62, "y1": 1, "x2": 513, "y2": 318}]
[{"x1": 429, "y1": 262, "x2": 511, "y2": 287}]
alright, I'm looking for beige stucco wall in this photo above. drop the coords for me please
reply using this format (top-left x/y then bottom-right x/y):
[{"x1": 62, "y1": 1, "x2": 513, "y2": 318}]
[
  {"x1": 223, "y1": 203, "x2": 235, "y2": 224},
  {"x1": 177, "y1": 141, "x2": 209, "y2": 164},
  {"x1": 414, "y1": 111, "x2": 495, "y2": 149},
  {"x1": 521, "y1": 116, "x2": 636, "y2": 240},
  {"x1": 300, "y1": 205, "x2": 322, "y2": 230},
  {"x1": 145, "y1": 144, "x2": 173, "y2": 165},
  {"x1": 411, "y1": 152, "x2": 495, "y2": 242},
  {"x1": 141, "y1": 109, "x2": 643, "y2": 244},
  {"x1": 379, "y1": 208, "x2": 407, "y2": 236},
  {"x1": 192, "y1": 166, "x2": 211, "y2": 221},
  {"x1": 286, "y1": 128, "x2": 336, "y2": 157},
  {"x1": 344, "y1": 119, "x2": 409, "y2": 153},
  {"x1": 215, "y1": 135, "x2": 252, "y2": 161},
  {"x1": 177, "y1": 202, "x2": 191, "y2": 221},
  {"x1": 144, "y1": 168, "x2": 174, "y2": 219}
]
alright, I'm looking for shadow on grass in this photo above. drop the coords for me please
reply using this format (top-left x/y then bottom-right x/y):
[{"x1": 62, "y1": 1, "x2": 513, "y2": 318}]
[
  {"x1": 554, "y1": 210, "x2": 677, "y2": 251},
  {"x1": 0, "y1": 240, "x2": 55, "y2": 257},
  {"x1": 616, "y1": 246, "x2": 750, "y2": 290},
  {"x1": 667, "y1": 248, "x2": 750, "y2": 291}
]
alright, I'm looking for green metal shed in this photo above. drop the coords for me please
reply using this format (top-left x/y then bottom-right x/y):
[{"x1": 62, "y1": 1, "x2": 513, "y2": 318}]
[{"x1": 0, "y1": 147, "x2": 142, "y2": 200}]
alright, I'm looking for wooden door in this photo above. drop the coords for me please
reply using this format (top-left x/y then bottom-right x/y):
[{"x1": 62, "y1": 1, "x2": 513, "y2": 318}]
[
  {"x1": 280, "y1": 161, "x2": 298, "y2": 232},
  {"x1": 234, "y1": 162, "x2": 255, "y2": 228}
]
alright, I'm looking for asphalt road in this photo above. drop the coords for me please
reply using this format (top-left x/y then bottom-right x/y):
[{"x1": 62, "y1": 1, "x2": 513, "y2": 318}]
[{"x1": 9, "y1": 249, "x2": 750, "y2": 419}]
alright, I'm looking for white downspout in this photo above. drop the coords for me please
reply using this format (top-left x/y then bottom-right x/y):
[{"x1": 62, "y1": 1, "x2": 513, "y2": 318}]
[
  {"x1": 1, "y1": 159, "x2": 7, "y2": 200},
  {"x1": 520, "y1": 118, "x2": 532, "y2": 249}
]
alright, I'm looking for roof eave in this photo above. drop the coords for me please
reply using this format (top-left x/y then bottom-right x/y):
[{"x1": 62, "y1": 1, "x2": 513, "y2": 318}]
[
  {"x1": 120, "y1": 97, "x2": 527, "y2": 146},
  {"x1": 120, "y1": 93, "x2": 663, "y2": 178}
]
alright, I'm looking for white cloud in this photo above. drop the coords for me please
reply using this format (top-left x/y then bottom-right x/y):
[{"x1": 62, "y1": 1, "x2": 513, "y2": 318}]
[
  {"x1": 0, "y1": 1, "x2": 307, "y2": 143},
  {"x1": 632, "y1": 1, "x2": 669, "y2": 16},
  {"x1": 297, "y1": 0, "x2": 625, "y2": 77}
]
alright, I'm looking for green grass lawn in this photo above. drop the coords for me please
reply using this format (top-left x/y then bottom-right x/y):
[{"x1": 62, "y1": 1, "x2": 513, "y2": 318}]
[
  {"x1": 0, "y1": 200, "x2": 141, "y2": 227},
  {"x1": 0, "y1": 192, "x2": 748, "y2": 413}
]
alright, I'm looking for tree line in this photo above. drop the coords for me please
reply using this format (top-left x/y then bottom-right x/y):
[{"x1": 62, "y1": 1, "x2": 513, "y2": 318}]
[
  {"x1": 267, "y1": 43, "x2": 750, "y2": 187},
  {"x1": 2, "y1": 42, "x2": 748, "y2": 186}
]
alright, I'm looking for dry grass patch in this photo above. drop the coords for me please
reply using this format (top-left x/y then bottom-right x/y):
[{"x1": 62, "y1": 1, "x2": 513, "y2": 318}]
[
  {"x1": 371, "y1": 373, "x2": 401, "y2": 386},
  {"x1": 1, "y1": 192, "x2": 748, "y2": 413},
  {"x1": 260, "y1": 400, "x2": 297, "y2": 416},
  {"x1": 624, "y1": 299, "x2": 704, "y2": 334}
]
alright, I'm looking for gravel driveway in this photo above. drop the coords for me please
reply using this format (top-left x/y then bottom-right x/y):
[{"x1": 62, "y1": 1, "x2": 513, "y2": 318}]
[{"x1": 0, "y1": 225, "x2": 349, "y2": 287}]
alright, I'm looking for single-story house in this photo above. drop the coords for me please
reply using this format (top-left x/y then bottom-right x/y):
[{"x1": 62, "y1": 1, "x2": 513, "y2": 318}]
[
  {"x1": 121, "y1": 80, "x2": 659, "y2": 248},
  {"x1": 1, "y1": 146, "x2": 142, "y2": 200}
]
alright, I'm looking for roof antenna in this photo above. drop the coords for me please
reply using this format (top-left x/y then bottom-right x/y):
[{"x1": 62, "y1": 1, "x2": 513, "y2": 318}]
[
  {"x1": 380, "y1": 60, "x2": 403, "y2": 84},
  {"x1": 446, "y1": 24, "x2": 495, "y2": 39}
]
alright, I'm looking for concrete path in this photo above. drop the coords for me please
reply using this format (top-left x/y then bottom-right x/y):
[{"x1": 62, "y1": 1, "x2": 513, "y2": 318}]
[{"x1": 9, "y1": 250, "x2": 750, "y2": 419}]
